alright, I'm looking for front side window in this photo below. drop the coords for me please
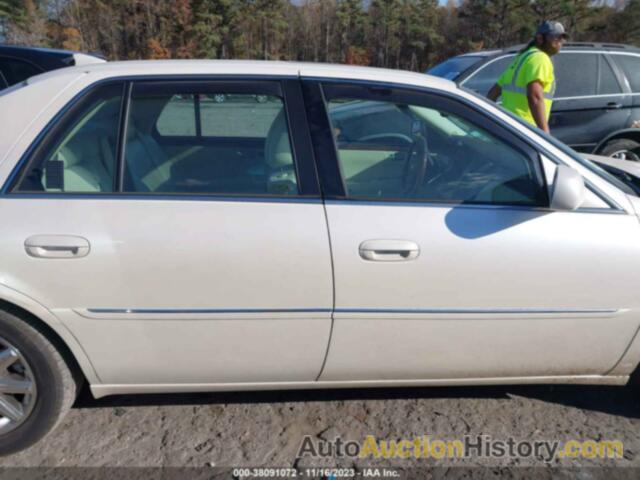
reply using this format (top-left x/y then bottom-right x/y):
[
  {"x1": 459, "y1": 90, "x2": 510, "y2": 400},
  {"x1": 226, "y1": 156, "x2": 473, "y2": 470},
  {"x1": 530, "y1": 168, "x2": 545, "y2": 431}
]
[
  {"x1": 599, "y1": 55, "x2": 622, "y2": 95},
  {"x1": 462, "y1": 55, "x2": 514, "y2": 97},
  {"x1": 14, "y1": 83, "x2": 122, "y2": 193},
  {"x1": 326, "y1": 93, "x2": 546, "y2": 205},
  {"x1": 123, "y1": 83, "x2": 298, "y2": 195}
]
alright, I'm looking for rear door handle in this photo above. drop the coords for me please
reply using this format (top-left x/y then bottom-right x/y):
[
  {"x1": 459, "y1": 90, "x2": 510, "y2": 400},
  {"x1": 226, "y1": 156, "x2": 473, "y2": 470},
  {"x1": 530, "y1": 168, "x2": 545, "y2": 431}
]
[
  {"x1": 606, "y1": 102, "x2": 623, "y2": 110},
  {"x1": 25, "y1": 235, "x2": 90, "y2": 259},
  {"x1": 359, "y1": 240, "x2": 420, "y2": 262}
]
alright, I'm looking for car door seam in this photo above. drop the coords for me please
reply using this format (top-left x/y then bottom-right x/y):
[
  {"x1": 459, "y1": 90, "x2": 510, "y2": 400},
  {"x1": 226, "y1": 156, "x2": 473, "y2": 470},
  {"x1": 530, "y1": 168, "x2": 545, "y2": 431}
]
[{"x1": 315, "y1": 200, "x2": 337, "y2": 382}]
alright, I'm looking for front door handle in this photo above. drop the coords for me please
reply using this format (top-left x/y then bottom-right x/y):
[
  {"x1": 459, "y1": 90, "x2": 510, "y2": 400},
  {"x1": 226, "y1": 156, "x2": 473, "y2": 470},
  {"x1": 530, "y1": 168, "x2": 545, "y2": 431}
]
[
  {"x1": 25, "y1": 235, "x2": 90, "y2": 259},
  {"x1": 359, "y1": 240, "x2": 420, "y2": 262}
]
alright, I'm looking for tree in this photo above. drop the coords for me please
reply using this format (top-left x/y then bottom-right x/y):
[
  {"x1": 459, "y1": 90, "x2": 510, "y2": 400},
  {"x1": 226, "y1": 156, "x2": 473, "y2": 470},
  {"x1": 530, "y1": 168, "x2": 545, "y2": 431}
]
[
  {"x1": 3, "y1": 0, "x2": 49, "y2": 45},
  {"x1": 336, "y1": 0, "x2": 366, "y2": 63}
]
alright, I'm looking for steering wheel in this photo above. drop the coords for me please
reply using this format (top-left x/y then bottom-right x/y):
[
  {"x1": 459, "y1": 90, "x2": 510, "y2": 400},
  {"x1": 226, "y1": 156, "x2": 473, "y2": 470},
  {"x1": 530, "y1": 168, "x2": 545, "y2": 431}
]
[
  {"x1": 355, "y1": 133, "x2": 413, "y2": 144},
  {"x1": 401, "y1": 133, "x2": 429, "y2": 196}
]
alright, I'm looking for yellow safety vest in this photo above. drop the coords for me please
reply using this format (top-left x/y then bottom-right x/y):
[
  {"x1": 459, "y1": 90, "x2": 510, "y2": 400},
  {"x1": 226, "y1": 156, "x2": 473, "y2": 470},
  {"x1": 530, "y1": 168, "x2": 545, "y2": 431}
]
[{"x1": 497, "y1": 47, "x2": 555, "y2": 126}]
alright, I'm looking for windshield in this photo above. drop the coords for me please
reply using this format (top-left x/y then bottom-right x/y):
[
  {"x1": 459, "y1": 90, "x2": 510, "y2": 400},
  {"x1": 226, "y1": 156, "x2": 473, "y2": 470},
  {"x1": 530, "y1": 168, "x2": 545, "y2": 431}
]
[{"x1": 427, "y1": 56, "x2": 484, "y2": 81}]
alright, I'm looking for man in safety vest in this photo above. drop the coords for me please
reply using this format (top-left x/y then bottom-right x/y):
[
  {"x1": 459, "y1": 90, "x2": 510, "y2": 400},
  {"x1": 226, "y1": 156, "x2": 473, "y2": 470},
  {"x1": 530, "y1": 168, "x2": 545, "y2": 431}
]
[{"x1": 487, "y1": 21, "x2": 568, "y2": 133}]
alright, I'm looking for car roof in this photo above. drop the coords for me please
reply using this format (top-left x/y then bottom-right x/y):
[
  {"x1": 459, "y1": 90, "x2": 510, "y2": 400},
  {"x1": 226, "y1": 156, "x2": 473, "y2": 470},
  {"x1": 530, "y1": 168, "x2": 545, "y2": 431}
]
[{"x1": 26, "y1": 59, "x2": 457, "y2": 92}]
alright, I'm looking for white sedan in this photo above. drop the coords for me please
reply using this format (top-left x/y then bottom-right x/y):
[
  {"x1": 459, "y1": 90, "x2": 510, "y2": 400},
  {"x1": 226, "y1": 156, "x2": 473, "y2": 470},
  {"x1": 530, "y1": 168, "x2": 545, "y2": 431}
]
[{"x1": 1, "y1": 60, "x2": 640, "y2": 455}]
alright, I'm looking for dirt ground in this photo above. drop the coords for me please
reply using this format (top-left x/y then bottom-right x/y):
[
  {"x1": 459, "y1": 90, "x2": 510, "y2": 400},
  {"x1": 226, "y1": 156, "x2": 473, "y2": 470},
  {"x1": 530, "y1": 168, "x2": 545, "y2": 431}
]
[{"x1": 1, "y1": 381, "x2": 640, "y2": 478}]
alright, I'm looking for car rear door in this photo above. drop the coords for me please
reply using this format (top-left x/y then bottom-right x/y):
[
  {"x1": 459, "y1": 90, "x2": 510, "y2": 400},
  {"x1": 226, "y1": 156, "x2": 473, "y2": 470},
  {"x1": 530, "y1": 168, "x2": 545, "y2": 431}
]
[
  {"x1": 301, "y1": 79, "x2": 640, "y2": 382},
  {"x1": 550, "y1": 52, "x2": 630, "y2": 151},
  {"x1": 0, "y1": 77, "x2": 334, "y2": 385}
]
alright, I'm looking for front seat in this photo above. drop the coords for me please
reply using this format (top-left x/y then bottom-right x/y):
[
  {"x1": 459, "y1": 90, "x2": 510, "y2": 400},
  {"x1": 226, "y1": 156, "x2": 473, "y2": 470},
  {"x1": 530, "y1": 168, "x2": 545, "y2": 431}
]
[
  {"x1": 264, "y1": 109, "x2": 297, "y2": 195},
  {"x1": 123, "y1": 121, "x2": 170, "y2": 192}
]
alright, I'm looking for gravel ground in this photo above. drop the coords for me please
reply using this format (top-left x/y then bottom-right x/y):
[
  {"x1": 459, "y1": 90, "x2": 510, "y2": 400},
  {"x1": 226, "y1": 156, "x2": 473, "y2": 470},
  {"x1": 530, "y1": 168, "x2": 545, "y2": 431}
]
[{"x1": 1, "y1": 382, "x2": 640, "y2": 477}]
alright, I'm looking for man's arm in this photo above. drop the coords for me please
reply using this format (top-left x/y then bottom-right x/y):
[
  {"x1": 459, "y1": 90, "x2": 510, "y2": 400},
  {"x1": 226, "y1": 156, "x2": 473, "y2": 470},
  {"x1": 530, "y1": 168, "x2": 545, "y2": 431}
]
[
  {"x1": 487, "y1": 83, "x2": 501, "y2": 101},
  {"x1": 526, "y1": 80, "x2": 549, "y2": 133}
]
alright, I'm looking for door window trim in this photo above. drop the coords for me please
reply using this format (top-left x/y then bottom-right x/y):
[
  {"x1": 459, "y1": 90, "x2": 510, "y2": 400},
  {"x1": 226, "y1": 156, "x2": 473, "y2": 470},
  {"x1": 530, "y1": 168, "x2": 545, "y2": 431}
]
[
  {"x1": 3, "y1": 76, "x2": 321, "y2": 199},
  {"x1": 306, "y1": 80, "x2": 550, "y2": 207}
]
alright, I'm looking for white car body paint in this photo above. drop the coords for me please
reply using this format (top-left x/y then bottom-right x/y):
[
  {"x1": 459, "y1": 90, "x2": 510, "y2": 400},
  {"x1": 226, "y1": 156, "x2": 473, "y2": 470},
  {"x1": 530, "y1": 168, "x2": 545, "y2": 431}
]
[{"x1": 0, "y1": 60, "x2": 639, "y2": 398}]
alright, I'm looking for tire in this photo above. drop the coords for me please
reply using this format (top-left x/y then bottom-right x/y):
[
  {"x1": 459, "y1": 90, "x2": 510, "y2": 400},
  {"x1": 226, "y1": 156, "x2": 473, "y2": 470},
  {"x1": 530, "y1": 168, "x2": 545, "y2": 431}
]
[
  {"x1": 0, "y1": 307, "x2": 80, "y2": 456},
  {"x1": 599, "y1": 138, "x2": 640, "y2": 161}
]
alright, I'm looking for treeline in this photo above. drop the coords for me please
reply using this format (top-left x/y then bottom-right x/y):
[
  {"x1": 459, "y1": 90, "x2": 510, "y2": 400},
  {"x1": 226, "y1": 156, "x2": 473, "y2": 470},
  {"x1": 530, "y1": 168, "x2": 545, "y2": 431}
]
[{"x1": 1, "y1": 0, "x2": 639, "y2": 72}]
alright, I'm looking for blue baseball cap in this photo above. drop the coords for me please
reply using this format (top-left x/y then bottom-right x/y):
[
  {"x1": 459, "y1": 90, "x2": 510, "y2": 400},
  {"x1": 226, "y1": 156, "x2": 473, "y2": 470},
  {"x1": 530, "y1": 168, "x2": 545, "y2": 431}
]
[{"x1": 537, "y1": 21, "x2": 569, "y2": 39}]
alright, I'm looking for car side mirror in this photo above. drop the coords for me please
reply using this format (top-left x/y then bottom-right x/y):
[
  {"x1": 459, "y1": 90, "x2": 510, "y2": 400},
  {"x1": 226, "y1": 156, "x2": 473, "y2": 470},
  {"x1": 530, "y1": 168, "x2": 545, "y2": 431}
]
[{"x1": 550, "y1": 165, "x2": 585, "y2": 211}]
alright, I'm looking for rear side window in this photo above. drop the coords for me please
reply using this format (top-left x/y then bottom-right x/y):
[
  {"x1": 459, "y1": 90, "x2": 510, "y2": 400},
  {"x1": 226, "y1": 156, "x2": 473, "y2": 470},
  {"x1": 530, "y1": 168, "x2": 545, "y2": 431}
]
[
  {"x1": 614, "y1": 54, "x2": 640, "y2": 92},
  {"x1": 123, "y1": 82, "x2": 298, "y2": 195},
  {"x1": 462, "y1": 55, "x2": 514, "y2": 96},
  {"x1": 554, "y1": 53, "x2": 598, "y2": 97},
  {"x1": 599, "y1": 56, "x2": 622, "y2": 95},
  {"x1": 13, "y1": 83, "x2": 122, "y2": 193},
  {"x1": 0, "y1": 57, "x2": 43, "y2": 86}
]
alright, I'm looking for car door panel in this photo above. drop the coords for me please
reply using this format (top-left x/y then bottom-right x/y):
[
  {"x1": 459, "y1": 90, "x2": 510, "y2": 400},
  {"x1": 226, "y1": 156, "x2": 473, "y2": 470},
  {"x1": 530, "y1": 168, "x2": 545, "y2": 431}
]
[
  {"x1": 551, "y1": 96, "x2": 631, "y2": 149},
  {"x1": 0, "y1": 197, "x2": 334, "y2": 385},
  {"x1": 318, "y1": 202, "x2": 640, "y2": 381}
]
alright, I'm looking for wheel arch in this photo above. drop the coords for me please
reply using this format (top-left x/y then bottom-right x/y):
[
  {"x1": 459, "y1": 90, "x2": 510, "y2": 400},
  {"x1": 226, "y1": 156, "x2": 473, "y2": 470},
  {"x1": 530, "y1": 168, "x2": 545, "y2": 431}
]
[
  {"x1": 594, "y1": 128, "x2": 640, "y2": 154},
  {"x1": 0, "y1": 284, "x2": 100, "y2": 387}
]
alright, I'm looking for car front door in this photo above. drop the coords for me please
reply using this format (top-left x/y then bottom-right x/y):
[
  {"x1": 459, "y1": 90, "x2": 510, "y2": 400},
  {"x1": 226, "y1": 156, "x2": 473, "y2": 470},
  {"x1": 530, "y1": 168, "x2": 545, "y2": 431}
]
[
  {"x1": 302, "y1": 80, "x2": 640, "y2": 382},
  {"x1": 550, "y1": 52, "x2": 631, "y2": 151},
  {"x1": 0, "y1": 78, "x2": 333, "y2": 385}
]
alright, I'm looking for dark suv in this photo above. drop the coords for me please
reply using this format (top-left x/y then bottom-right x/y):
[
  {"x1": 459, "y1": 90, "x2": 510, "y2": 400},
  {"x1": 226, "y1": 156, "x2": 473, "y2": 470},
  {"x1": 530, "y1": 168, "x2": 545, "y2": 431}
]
[
  {"x1": 0, "y1": 45, "x2": 104, "y2": 90},
  {"x1": 428, "y1": 43, "x2": 640, "y2": 160}
]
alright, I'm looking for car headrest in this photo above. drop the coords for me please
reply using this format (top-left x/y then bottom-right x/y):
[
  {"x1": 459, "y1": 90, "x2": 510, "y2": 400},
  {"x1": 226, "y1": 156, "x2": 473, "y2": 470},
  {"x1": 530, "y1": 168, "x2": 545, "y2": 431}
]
[
  {"x1": 264, "y1": 109, "x2": 294, "y2": 169},
  {"x1": 56, "y1": 145, "x2": 80, "y2": 168}
]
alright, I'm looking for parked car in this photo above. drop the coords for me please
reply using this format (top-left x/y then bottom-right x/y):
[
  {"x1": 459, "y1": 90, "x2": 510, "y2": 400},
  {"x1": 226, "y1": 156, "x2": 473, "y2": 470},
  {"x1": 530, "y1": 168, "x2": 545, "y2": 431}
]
[
  {"x1": 2, "y1": 60, "x2": 640, "y2": 455},
  {"x1": 428, "y1": 43, "x2": 640, "y2": 160},
  {"x1": 0, "y1": 45, "x2": 105, "y2": 90}
]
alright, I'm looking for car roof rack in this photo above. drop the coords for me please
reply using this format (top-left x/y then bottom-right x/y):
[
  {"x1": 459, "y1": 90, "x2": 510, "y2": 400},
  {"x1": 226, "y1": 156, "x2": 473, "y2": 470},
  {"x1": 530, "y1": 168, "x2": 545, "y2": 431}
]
[{"x1": 470, "y1": 42, "x2": 640, "y2": 56}]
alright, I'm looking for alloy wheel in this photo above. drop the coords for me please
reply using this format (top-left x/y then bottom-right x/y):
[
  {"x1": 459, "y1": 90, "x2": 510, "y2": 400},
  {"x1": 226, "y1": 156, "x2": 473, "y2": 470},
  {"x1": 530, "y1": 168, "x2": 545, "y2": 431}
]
[{"x1": 0, "y1": 336, "x2": 37, "y2": 436}]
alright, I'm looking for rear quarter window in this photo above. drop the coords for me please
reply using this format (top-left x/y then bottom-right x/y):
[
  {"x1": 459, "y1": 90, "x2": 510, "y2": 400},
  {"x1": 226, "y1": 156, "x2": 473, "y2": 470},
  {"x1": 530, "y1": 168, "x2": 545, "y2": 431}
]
[
  {"x1": 0, "y1": 57, "x2": 43, "y2": 87},
  {"x1": 614, "y1": 54, "x2": 640, "y2": 93}
]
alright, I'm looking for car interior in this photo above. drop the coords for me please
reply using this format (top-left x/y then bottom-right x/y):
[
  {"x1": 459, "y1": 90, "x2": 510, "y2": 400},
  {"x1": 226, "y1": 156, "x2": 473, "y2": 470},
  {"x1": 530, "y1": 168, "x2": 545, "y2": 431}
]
[
  {"x1": 327, "y1": 99, "x2": 545, "y2": 205},
  {"x1": 18, "y1": 90, "x2": 299, "y2": 196}
]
